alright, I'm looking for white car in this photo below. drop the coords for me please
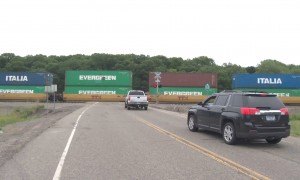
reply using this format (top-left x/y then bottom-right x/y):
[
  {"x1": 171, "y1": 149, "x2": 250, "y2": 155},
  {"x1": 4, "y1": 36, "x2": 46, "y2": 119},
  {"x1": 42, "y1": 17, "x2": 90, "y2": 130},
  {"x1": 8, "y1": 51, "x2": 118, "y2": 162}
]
[{"x1": 125, "y1": 90, "x2": 148, "y2": 110}]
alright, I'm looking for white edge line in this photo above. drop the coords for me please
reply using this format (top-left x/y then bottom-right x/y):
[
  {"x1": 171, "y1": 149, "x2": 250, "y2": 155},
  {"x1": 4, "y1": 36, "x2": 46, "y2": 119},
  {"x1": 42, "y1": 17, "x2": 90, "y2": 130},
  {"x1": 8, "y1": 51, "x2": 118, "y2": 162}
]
[{"x1": 52, "y1": 102, "x2": 98, "y2": 180}]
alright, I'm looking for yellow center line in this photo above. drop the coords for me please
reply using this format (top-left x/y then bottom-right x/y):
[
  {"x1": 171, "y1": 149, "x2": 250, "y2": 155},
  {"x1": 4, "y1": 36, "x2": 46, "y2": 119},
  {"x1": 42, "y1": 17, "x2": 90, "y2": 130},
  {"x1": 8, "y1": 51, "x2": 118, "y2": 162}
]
[{"x1": 132, "y1": 115, "x2": 270, "y2": 180}]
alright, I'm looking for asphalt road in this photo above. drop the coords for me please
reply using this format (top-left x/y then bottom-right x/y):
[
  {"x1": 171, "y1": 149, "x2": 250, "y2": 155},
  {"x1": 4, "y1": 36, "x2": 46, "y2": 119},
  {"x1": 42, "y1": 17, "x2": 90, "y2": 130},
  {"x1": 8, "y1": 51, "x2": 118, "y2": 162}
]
[{"x1": 0, "y1": 102, "x2": 300, "y2": 179}]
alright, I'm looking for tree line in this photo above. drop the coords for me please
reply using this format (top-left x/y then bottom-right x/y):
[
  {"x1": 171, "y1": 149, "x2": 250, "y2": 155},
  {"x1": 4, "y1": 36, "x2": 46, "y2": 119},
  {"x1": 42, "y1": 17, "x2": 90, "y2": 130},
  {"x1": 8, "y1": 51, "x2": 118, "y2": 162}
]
[{"x1": 0, "y1": 53, "x2": 299, "y2": 93}]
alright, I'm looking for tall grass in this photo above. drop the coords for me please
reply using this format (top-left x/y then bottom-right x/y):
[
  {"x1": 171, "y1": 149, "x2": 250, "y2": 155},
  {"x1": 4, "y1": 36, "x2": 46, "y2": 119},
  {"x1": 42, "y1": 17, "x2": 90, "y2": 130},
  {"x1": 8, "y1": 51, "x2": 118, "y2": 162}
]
[
  {"x1": 0, "y1": 105, "x2": 44, "y2": 130},
  {"x1": 290, "y1": 114, "x2": 300, "y2": 136}
]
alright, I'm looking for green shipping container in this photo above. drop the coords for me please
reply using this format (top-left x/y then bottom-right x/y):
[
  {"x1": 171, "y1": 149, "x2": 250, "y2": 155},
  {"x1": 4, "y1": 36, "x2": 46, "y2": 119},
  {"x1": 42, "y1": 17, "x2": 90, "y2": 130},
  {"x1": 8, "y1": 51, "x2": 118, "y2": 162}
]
[
  {"x1": 64, "y1": 86, "x2": 131, "y2": 95},
  {"x1": 235, "y1": 89, "x2": 300, "y2": 97},
  {"x1": 149, "y1": 87, "x2": 217, "y2": 96},
  {"x1": 65, "y1": 70, "x2": 132, "y2": 86},
  {"x1": 0, "y1": 86, "x2": 45, "y2": 94}
]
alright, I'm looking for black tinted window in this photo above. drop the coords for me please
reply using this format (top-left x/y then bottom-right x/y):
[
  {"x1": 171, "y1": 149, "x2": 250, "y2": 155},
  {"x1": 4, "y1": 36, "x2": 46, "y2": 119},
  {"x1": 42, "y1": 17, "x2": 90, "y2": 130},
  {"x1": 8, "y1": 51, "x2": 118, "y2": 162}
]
[
  {"x1": 215, "y1": 95, "x2": 229, "y2": 106},
  {"x1": 245, "y1": 96, "x2": 284, "y2": 109},
  {"x1": 129, "y1": 91, "x2": 144, "y2": 95},
  {"x1": 231, "y1": 95, "x2": 243, "y2": 107}
]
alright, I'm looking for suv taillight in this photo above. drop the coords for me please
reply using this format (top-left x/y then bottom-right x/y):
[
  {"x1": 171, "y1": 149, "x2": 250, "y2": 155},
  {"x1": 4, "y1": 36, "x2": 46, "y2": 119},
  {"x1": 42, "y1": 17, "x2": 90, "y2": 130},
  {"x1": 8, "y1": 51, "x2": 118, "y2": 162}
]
[
  {"x1": 128, "y1": 96, "x2": 131, "y2": 101},
  {"x1": 280, "y1": 108, "x2": 289, "y2": 115},
  {"x1": 240, "y1": 107, "x2": 260, "y2": 115}
]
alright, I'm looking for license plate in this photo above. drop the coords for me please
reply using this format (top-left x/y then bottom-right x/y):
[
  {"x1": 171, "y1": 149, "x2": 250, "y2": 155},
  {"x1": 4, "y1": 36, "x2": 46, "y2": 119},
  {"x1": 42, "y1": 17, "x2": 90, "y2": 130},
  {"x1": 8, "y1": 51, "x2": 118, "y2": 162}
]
[{"x1": 266, "y1": 115, "x2": 276, "y2": 121}]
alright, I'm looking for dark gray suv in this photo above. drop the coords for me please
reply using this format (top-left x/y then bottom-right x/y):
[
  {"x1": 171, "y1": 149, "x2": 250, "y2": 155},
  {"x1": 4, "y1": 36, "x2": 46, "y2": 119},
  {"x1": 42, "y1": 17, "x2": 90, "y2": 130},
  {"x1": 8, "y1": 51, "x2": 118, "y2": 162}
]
[{"x1": 187, "y1": 91, "x2": 290, "y2": 145}]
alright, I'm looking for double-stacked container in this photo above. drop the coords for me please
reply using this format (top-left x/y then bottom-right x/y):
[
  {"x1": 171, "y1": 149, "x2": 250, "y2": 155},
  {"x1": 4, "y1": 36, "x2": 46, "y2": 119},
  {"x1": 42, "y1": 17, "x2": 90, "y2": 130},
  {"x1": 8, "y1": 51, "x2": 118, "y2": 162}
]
[
  {"x1": 64, "y1": 70, "x2": 132, "y2": 101},
  {"x1": 149, "y1": 72, "x2": 218, "y2": 103},
  {"x1": 232, "y1": 74, "x2": 300, "y2": 104},
  {"x1": 0, "y1": 72, "x2": 53, "y2": 101}
]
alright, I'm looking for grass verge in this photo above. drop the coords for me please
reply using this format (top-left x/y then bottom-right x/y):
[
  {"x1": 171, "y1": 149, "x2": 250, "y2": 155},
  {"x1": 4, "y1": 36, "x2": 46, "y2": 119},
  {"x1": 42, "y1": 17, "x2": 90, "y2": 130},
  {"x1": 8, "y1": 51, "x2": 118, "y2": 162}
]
[
  {"x1": 290, "y1": 114, "x2": 300, "y2": 136},
  {"x1": 0, "y1": 105, "x2": 44, "y2": 131}
]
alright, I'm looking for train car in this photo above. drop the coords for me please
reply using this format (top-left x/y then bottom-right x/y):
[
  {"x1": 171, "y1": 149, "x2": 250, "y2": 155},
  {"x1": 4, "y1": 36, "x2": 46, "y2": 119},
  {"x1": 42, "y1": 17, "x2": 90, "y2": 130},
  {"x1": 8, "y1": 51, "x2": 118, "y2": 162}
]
[{"x1": 64, "y1": 70, "x2": 132, "y2": 102}]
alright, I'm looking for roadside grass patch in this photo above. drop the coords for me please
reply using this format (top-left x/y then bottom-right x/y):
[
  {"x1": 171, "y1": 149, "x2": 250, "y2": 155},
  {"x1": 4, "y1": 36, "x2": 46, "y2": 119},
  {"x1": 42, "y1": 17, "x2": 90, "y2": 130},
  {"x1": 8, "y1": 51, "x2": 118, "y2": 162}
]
[
  {"x1": 290, "y1": 114, "x2": 300, "y2": 136},
  {"x1": 0, "y1": 105, "x2": 44, "y2": 130}
]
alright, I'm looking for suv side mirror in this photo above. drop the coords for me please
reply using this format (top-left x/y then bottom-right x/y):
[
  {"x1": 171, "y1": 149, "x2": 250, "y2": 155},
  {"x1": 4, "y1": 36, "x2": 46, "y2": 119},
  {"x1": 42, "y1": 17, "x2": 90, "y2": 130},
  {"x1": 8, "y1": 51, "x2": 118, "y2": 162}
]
[{"x1": 197, "y1": 102, "x2": 203, "y2": 106}]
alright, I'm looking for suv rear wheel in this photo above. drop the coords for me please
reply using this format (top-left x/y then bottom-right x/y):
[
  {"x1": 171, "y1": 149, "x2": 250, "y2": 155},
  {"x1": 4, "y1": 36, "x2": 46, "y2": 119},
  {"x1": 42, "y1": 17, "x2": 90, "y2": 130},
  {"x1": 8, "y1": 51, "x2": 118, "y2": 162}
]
[
  {"x1": 188, "y1": 115, "x2": 198, "y2": 132},
  {"x1": 223, "y1": 122, "x2": 237, "y2": 145},
  {"x1": 266, "y1": 137, "x2": 282, "y2": 144}
]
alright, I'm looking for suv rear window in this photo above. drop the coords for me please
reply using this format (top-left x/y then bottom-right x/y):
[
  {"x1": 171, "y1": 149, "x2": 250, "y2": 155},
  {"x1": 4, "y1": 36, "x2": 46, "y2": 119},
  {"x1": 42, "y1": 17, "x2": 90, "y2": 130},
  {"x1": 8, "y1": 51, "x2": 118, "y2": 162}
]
[
  {"x1": 244, "y1": 95, "x2": 285, "y2": 109},
  {"x1": 129, "y1": 91, "x2": 144, "y2": 95}
]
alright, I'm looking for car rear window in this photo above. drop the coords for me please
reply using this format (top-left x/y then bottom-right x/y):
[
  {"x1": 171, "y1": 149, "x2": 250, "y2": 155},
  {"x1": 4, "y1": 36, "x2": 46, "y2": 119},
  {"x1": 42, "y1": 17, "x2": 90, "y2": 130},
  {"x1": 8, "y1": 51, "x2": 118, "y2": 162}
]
[
  {"x1": 129, "y1": 91, "x2": 144, "y2": 95},
  {"x1": 244, "y1": 95, "x2": 285, "y2": 109}
]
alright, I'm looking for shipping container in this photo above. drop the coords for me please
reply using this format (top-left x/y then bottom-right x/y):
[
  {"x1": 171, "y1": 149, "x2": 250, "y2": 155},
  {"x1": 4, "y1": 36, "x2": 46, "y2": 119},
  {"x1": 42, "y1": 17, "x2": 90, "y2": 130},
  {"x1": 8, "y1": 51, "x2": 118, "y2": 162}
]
[
  {"x1": 149, "y1": 72, "x2": 218, "y2": 88},
  {"x1": 0, "y1": 72, "x2": 53, "y2": 86},
  {"x1": 0, "y1": 86, "x2": 45, "y2": 94},
  {"x1": 65, "y1": 71, "x2": 132, "y2": 86},
  {"x1": 149, "y1": 87, "x2": 217, "y2": 96},
  {"x1": 64, "y1": 86, "x2": 131, "y2": 95},
  {"x1": 235, "y1": 89, "x2": 300, "y2": 97},
  {"x1": 232, "y1": 74, "x2": 300, "y2": 89}
]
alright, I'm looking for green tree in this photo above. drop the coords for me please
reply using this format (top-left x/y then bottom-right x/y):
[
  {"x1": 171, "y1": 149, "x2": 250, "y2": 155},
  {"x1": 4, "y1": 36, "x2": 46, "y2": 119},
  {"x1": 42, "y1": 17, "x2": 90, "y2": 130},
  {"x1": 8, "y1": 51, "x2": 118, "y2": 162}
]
[
  {"x1": 218, "y1": 63, "x2": 246, "y2": 90},
  {"x1": 256, "y1": 60, "x2": 290, "y2": 73},
  {"x1": 0, "y1": 53, "x2": 16, "y2": 70},
  {"x1": 246, "y1": 66, "x2": 256, "y2": 74},
  {"x1": 5, "y1": 57, "x2": 29, "y2": 71},
  {"x1": 288, "y1": 65, "x2": 300, "y2": 73}
]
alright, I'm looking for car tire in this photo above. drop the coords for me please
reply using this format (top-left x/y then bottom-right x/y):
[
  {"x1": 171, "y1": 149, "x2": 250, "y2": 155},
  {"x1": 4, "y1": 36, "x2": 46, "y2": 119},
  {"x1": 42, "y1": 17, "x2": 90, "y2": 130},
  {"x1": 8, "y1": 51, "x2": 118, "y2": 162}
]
[
  {"x1": 223, "y1": 122, "x2": 237, "y2": 145},
  {"x1": 266, "y1": 137, "x2": 282, "y2": 144},
  {"x1": 188, "y1": 115, "x2": 198, "y2": 132},
  {"x1": 144, "y1": 107, "x2": 148, "y2": 110},
  {"x1": 127, "y1": 106, "x2": 131, "y2": 110},
  {"x1": 125, "y1": 103, "x2": 127, "y2": 108}
]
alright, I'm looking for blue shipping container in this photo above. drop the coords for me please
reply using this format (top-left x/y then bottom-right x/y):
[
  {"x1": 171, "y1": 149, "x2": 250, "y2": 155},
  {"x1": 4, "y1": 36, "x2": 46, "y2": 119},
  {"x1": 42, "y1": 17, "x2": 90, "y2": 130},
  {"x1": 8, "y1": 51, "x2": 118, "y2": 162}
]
[
  {"x1": 0, "y1": 72, "x2": 53, "y2": 86},
  {"x1": 232, "y1": 74, "x2": 300, "y2": 89}
]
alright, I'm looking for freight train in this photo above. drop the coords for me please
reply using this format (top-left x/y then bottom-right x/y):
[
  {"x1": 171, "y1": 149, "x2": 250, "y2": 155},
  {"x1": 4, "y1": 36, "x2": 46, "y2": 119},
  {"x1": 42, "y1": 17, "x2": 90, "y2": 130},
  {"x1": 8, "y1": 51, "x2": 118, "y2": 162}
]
[{"x1": 1, "y1": 71, "x2": 300, "y2": 104}]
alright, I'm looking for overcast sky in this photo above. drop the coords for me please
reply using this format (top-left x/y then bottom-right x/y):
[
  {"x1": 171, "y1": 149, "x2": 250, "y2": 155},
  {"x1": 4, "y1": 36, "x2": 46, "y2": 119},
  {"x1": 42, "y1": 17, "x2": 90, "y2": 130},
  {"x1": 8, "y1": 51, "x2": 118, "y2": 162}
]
[{"x1": 0, "y1": 0, "x2": 299, "y2": 67}]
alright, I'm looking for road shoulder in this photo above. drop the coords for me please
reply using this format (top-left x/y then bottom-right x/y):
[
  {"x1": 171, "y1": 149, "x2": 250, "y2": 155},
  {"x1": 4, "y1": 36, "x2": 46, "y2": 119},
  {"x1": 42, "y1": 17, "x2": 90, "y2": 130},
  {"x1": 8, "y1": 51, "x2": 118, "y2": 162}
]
[{"x1": 0, "y1": 103, "x2": 84, "y2": 167}]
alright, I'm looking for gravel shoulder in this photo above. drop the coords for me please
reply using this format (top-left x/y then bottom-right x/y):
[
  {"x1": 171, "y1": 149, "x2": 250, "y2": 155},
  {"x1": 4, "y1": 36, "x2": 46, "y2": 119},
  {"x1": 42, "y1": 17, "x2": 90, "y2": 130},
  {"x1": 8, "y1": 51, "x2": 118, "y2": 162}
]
[
  {"x1": 150, "y1": 103, "x2": 192, "y2": 114},
  {"x1": 0, "y1": 102, "x2": 84, "y2": 167}
]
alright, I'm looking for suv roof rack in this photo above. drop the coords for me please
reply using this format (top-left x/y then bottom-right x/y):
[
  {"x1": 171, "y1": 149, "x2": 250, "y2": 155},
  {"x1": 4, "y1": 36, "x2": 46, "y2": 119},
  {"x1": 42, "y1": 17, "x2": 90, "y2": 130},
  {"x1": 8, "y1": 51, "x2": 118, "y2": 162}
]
[
  {"x1": 241, "y1": 90, "x2": 268, "y2": 94},
  {"x1": 220, "y1": 90, "x2": 241, "y2": 93},
  {"x1": 220, "y1": 90, "x2": 270, "y2": 94}
]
